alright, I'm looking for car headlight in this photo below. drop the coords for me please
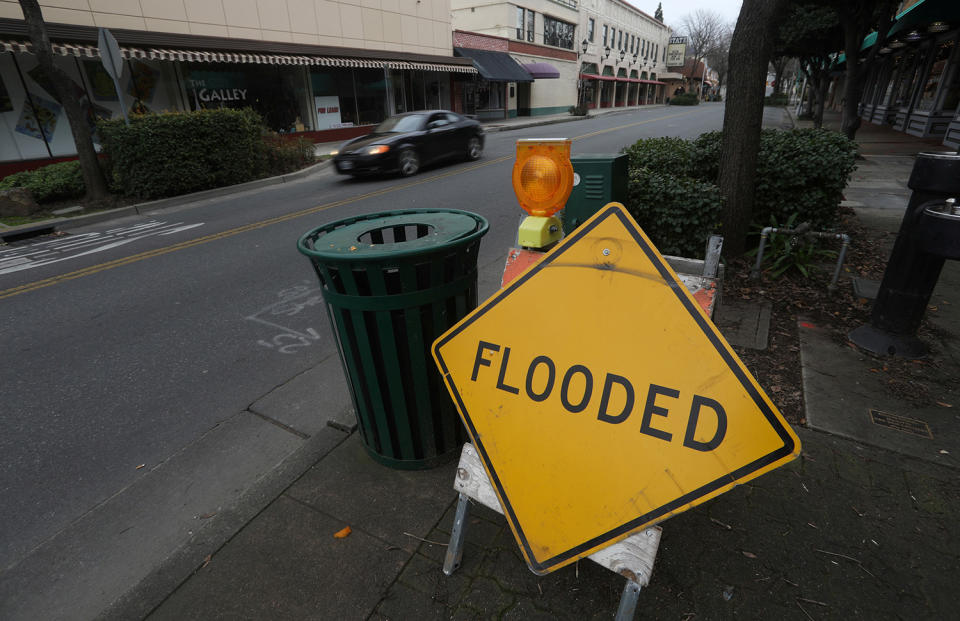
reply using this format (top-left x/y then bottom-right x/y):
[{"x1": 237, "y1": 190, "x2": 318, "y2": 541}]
[{"x1": 364, "y1": 145, "x2": 390, "y2": 155}]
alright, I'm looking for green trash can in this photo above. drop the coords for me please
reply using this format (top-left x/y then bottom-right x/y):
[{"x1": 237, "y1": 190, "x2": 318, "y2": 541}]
[{"x1": 297, "y1": 209, "x2": 489, "y2": 470}]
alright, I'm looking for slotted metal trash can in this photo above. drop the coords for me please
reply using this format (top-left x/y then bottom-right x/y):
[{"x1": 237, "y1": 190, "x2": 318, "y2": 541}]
[{"x1": 297, "y1": 209, "x2": 489, "y2": 469}]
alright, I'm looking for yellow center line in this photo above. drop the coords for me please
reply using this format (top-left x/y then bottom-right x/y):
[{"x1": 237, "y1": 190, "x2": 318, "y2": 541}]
[{"x1": 0, "y1": 110, "x2": 698, "y2": 301}]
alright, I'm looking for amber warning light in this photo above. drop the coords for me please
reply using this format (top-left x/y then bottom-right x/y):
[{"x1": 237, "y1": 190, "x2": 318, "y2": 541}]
[{"x1": 511, "y1": 139, "x2": 573, "y2": 248}]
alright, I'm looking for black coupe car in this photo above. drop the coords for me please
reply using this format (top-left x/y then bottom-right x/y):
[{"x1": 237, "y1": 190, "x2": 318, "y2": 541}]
[{"x1": 332, "y1": 110, "x2": 484, "y2": 177}]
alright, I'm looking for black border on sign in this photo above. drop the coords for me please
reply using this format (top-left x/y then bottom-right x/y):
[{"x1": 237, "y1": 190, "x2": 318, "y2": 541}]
[{"x1": 433, "y1": 205, "x2": 796, "y2": 574}]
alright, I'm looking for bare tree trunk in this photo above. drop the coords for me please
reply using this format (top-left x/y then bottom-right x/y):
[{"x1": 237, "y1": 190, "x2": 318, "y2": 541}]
[
  {"x1": 20, "y1": 0, "x2": 108, "y2": 200},
  {"x1": 838, "y1": 4, "x2": 895, "y2": 140},
  {"x1": 814, "y1": 76, "x2": 828, "y2": 128},
  {"x1": 840, "y1": 27, "x2": 864, "y2": 140},
  {"x1": 718, "y1": 0, "x2": 788, "y2": 256}
]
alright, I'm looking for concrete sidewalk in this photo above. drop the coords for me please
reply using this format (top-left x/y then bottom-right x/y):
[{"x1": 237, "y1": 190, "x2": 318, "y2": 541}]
[{"x1": 133, "y1": 112, "x2": 960, "y2": 619}]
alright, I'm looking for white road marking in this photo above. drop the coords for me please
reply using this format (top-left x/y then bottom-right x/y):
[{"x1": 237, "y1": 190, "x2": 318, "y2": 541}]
[{"x1": 0, "y1": 220, "x2": 205, "y2": 276}]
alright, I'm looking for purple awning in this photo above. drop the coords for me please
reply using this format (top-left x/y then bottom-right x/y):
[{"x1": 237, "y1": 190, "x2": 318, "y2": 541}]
[{"x1": 523, "y1": 62, "x2": 560, "y2": 79}]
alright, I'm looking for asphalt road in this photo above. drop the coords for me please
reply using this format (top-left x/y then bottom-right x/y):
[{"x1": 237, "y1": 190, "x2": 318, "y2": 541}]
[{"x1": 0, "y1": 104, "x2": 727, "y2": 603}]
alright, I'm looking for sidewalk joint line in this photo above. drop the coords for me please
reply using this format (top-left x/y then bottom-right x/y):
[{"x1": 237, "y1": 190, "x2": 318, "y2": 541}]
[{"x1": 247, "y1": 409, "x2": 311, "y2": 440}]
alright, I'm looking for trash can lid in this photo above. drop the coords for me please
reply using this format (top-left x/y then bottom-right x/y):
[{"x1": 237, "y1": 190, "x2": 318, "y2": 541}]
[{"x1": 298, "y1": 209, "x2": 487, "y2": 261}]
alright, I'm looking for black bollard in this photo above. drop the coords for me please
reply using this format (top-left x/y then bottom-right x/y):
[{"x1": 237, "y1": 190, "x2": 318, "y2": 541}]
[{"x1": 849, "y1": 152, "x2": 960, "y2": 357}]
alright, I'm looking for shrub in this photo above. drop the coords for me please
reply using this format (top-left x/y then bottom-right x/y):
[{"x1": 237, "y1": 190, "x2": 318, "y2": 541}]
[
  {"x1": 625, "y1": 167, "x2": 723, "y2": 258},
  {"x1": 669, "y1": 92, "x2": 700, "y2": 106},
  {"x1": 764, "y1": 93, "x2": 790, "y2": 106},
  {"x1": 675, "y1": 129, "x2": 858, "y2": 229},
  {"x1": 99, "y1": 108, "x2": 267, "y2": 199},
  {"x1": 753, "y1": 128, "x2": 858, "y2": 229},
  {"x1": 748, "y1": 213, "x2": 838, "y2": 279},
  {"x1": 568, "y1": 104, "x2": 589, "y2": 116},
  {"x1": 263, "y1": 135, "x2": 316, "y2": 176},
  {"x1": 0, "y1": 160, "x2": 85, "y2": 203},
  {"x1": 621, "y1": 137, "x2": 694, "y2": 178}
]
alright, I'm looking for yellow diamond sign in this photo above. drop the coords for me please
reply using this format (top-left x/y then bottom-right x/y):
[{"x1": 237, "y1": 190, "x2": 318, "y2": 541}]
[{"x1": 432, "y1": 204, "x2": 801, "y2": 575}]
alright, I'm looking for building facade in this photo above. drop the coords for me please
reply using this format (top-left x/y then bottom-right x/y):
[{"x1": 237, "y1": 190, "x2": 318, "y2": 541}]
[
  {"x1": 0, "y1": 0, "x2": 476, "y2": 166},
  {"x1": 856, "y1": 0, "x2": 960, "y2": 148},
  {"x1": 450, "y1": 0, "x2": 671, "y2": 117},
  {"x1": 451, "y1": 0, "x2": 579, "y2": 118},
  {"x1": 577, "y1": 0, "x2": 670, "y2": 109}
]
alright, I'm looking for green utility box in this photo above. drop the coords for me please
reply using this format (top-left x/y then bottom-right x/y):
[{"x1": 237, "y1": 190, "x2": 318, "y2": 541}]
[
  {"x1": 562, "y1": 153, "x2": 629, "y2": 235},
  {"x1": 297, "y1": 209, "x2": 488, "y2": 470}
]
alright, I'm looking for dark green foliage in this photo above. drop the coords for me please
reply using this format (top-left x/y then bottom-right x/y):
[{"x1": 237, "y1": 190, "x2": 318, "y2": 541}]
[
  {"x1": 675, "y1": 129, "x2": 857, "y2": 228},
  {"x1": 669, "y1": 92, "x2": 700, "y2": 106},
  {"x1": 621, "y1": 137, "x2": 694, "y2": 178},
  {"x1": 568, "y1": 104, "x2": 589, "y2": 116},
  {"x1": 753, "y1": 128, "x2": 858, "y2": 229},
  {"x1": 749, "y1": 213, "x2": 838, "y2": 279},
  {"x1": 622, "y1": 127, "x2": 857, "y2": 257},
  {"x1": 98, "y1": 108, "x2": 267, "y2": 199},
  {"x1": 625, "y1": 167, "x2": 723, "y2": 258},
  {"x1": 0, "y1": 160, "x2": 85, "y2": 203},
  {"x1": 263, "y1": 135, "x2": 316, "y2": 176},
  {"x1": 764, "y1": 94, "x2": 790, "y2": 106}
]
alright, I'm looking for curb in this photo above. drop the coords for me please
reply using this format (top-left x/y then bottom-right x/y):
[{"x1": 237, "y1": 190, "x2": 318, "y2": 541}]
[{"x1": 483, "y1": 105, "x2": 666, "y2": 133}]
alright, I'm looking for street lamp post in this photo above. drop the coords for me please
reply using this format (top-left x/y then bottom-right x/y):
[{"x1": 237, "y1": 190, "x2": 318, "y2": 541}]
[{"x1": 577, "y1": 39, "x2": 589, "y2": 113}]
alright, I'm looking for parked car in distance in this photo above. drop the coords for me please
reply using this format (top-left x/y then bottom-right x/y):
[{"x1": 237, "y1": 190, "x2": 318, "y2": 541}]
[{"x1": 332, "y1": 110, "x2": 484, "y2": 177}]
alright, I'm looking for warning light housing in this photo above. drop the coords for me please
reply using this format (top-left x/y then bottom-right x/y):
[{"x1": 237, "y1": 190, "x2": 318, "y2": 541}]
[{"x1": 512, "y1": 139, "x2": 574, "y2": 217}]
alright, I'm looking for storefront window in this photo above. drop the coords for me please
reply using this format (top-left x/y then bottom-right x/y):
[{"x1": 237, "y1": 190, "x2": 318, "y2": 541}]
[
  {"x1": 476, "y1": 79, "x2": 504, "y2": 119},
  {"x1": 354, "y1": 68, "x2": 387, "y2": 125},
  {"x1": 917, "y1": 41, "x2": 955, "y2": 112},
  {"x1": 183, "y1": 63, "x2": 311, "y2": 132},
  {"x1": 883, "y1": 56, "x2": 904, "y2": 103},
  {"x1": 311, "y1": 68, "x2": 358, "y2": 129},
  {"x1": 893, "y1": 51, "x2": 919, "y2": 107}
]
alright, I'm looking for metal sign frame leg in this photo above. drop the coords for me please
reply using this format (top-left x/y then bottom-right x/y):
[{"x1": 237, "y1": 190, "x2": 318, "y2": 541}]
[
  {"x1": 441, "y1": 443, "x2": 662, "y2": 620},
  {"x1": 443, "y1": 492, "x2": 470, "y2": 576},
  {"x1": 615, "y1": 579, "x2": 642, "y2": 621}
]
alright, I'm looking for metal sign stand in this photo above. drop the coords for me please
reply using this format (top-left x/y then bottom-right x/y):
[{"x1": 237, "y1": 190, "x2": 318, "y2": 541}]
[{"x1": 442, "y1": 443, "x2": 662, "y2": 621}]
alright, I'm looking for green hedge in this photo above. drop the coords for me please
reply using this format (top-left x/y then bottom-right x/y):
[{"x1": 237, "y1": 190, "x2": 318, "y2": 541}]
[
  {"x1": 625, "y1": 168, "x2": 723, "y2": 258},
  {"x1": 622, "y1": 137, "x2": 695, "y2": 178},
  {"x1": 764, "y1": 93, "x2": 789, "y2": 106},
  {"x1": 669, "y1": 92, "x2": 700, "y2": 106},
  {"x1": 689, "y1": 129, "x2": 858, "y2": 229},
  {"x1": 263, "y1": 135, "x2": 316, "y2": 176},
  {"x1": 621, "y1": 128, "x2": 857, "y2": 255},
  {"x1": 99, "y1": 108, "x2": 268, "y2": 199},
  {"x1": 0, "y1": 160, "x2": 85, "y2": 203}
]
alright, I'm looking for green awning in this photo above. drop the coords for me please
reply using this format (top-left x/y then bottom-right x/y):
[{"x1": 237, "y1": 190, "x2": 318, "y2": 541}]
[{"x1": 888, "y1": 0, "x2": 960, "y2": 38}]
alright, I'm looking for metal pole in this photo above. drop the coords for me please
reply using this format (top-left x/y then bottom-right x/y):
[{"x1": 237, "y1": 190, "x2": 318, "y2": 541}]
[
  {"x1": 614, "y1": 579, "x2": 641, "y2": 621},
  {"x1": 442, "y1": 492, "x2": 470, "y2": 575}
]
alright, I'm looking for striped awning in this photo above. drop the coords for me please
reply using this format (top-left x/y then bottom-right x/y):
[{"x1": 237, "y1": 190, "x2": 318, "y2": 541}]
[{"x1": 0, "y1": 39, "x2": 477, "y2": 73}]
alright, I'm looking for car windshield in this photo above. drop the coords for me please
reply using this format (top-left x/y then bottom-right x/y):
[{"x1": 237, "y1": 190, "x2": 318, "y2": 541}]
[{"x1": 375, "y1": 114, "x2": 428, "y2": 133}]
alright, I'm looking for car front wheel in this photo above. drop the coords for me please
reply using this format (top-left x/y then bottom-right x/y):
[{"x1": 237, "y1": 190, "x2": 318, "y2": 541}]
[
  {"x1": 398, "y1": 149, "x2": 420, "y2": 176},
  {"x1": 466, "y1": 136, "x2": 482, "y2": 161}
]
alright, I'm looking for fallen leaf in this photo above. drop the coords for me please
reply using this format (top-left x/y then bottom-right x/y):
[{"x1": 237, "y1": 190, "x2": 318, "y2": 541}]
[
  {"x1": 201, "y1": 554, "x2": 212, "y2": 569},
  {"x1": 334, "y1": 526, "x2": 353, "y2": 538},
  {"x1": 199, "y1": 512, "x2": 217, "y2": 519},
  {"x1": 136, "y1": 464, "x2": 145, "y2": 470},
  {"x1": 936, "y1": 401, "x2": 952, "y2": 408},
  {"x1": 742, "y1": 551, "x2": 758, "y2": 559}
]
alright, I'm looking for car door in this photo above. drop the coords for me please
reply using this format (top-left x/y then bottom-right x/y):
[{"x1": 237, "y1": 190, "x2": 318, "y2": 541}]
[
  {"x1": 424, "y1": 112, "x2": 458, "y2": 162},
  {"x1": 445, "y1": 112, "x2": 475, "y2": 156}
]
